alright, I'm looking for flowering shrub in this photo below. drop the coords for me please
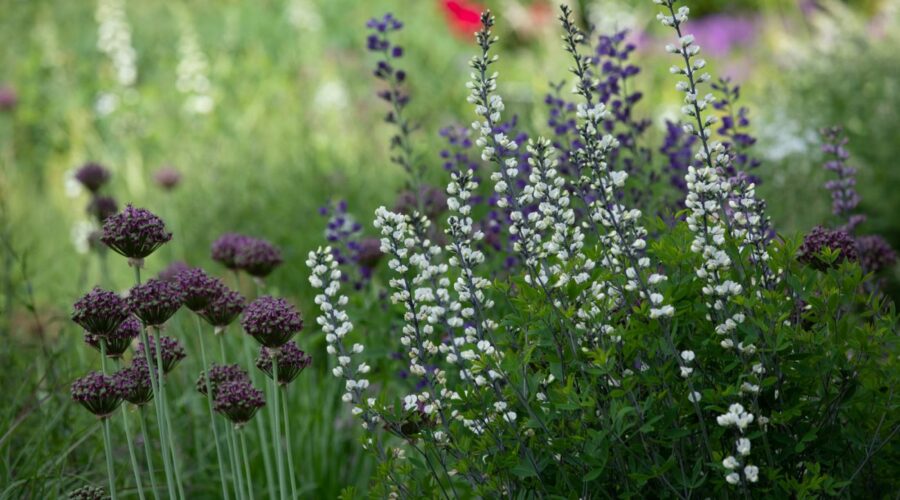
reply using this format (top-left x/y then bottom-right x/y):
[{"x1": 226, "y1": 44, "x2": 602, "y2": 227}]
[{"x1": 305, "y1": 4, "x2": 899, "y2": 497}]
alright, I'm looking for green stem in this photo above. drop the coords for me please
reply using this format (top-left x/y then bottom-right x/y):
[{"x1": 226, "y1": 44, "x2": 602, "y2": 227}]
[
  {"x1": 272, "y1": 362, "x2": 287, "y2": 500},
  {"x1": 281, "y1": 387, "x2": 298, "y2": 500},
  {"x1": 154, "y1": 329, "x2": 186, "y2": 499},
  {"x1": 139, "y1": 407, "x2": 161, "y2": 499},
  {"x1": 134, "y1": 267, "x2": 178, "y2": 500},
  {"x1": 243, "y1": 338, "x2": 276, "y2": 500},
  {"x1": 102, "y1": 417, "x2": 119, "y2": 500},
  {"x1": 195, "y1": 316, "x2": 232, "y2": 500},
  {"x1": 227, "y1": 425, "x2": 247, "y2": 500},
  {"x1": 114, "y1": 356, "x2": 146, "y2": 500},
  {"x1": 239, "y1": 428, "x2": 255, "y2": 500}
]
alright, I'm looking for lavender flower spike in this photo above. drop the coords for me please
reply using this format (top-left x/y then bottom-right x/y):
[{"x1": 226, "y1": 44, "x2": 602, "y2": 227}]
[
  {"x1": 101, "y1": 204, "x2": 172, "y2": 262},
  {"x1": 128, "y1": 278, "x2": 184, "y2": 326},
  {"x1": 72, "y1": 287, "x2": 131, "y2": 337},
  {"x1": 821, "y1": 126, "x2": 864, "y2": 232},
  {"x1": 71, "y1": 371, "x2": 127, "y2": 418},
  {"x1": 241, "y1": 296, "x2": 303, "y2": 348}
]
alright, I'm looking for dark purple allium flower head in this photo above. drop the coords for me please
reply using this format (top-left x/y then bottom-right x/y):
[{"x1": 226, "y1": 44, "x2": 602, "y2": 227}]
[
  {"x1": 0, "y1": 85, "x2": 17, "y2": 112},
  {"x1": 241, "y1": 296, "x2": 303, "y2": 348},
  {"x1": 211, "y1": 233, "x2": 252, "y2": 270},
  {"x1": 256, "y1": 341, "x2": 312, "y2": 386},
  {"x1": 71, "y1": 371, "x2": 127, "y2": 418},
  {"x1": 174, "y1": 267, "x2": 225, "y2": 312},
  {"x1": 153, "y1": 166, "x2": 181, "y2": 191},
  {"x1": 394, "y1": 185, "x2": 448, "y2": 220},
  {"x1": 87, "y1": 195, "x2": 119, "y2": 223},
  {"x1": 199, "y1": 289, "x2": 245, "y2": 329},
  {"x1": 798, "y1": 226, "x2": 859, "y2": 270},
  {"x1": 158, "y1": 261, "x2": 191, "y2": 282},
  {"x1": 74, "y1": 163, "x2": 111, "y2": 193},
  {"x1": 213, "y1": 379, "x2": 265, "y2": 426},
  {"x1": 857, "y1": 235, "x2": 898, "y2": 274},
  {"x1": 72, "y1": 287, "x2": 131, "y2": 337},
  {"x1": 84, "y1": 316, "x2": 140, "y2": 358},
  {"x1": 101, "y1": 205, "x2": 172, "y2": 261},
  {"x1": 235, "y1": 238, "x2": 283, "y2": 278},
  {"x1": 355, "y1": 238, "x2": 384, "y2": 269},
  {"x1": 67, "y1": 486, "x2": 106, "y2": 500},
  {"x1": 128, "y1": 278, "x2": 184, "y2": 326},
  {"x1": 136, "y1": 336, "x2": 186, "y2": 374},
  {"x1": 118, "y1": 358, "x2": 155, "y2": 406},
  {"x1": 197, "y1": 363, "x2": 250, "y2": 397}
]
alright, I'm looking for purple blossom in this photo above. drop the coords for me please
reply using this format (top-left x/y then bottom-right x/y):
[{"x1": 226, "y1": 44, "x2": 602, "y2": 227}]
[
  {"x1": 75, "y1": 163, "x2": 111, "y2": 193},
  {"x1": 72, "y1": 287, "x2": 131, "y2": 337},
  {"x1": 136, "y1": 336, "x2": 186, "y2": 374},
  {"x1": 199, "y1": 289, "x2": 246, "y2": 328},
  {"x1": 71, "y1": 371, "x2": 127, "y2": 418},
  {"x1": 0, "y1": 84, "x2": 17, "y2": 112},
  {"x1": 211, "y1": 233, "x2": 253, "y2": 270},
  {"x1": 87, "y1": 196, "x2": 118, "y2": 223},
  {"x1": 101, "y1": 205, "x2": 172, "y2": 260},
  {"x1": 128, "y1": 278, "x2": 184, "y2": 326},
  {"x1": 197, "y1": 363, "x2": 250, "y2": 397},
  {"x1": 174, "y1": 268, "x2": 225, "y2": 312},
  {"x1": 712, "y1": 78, "x2": 761, "y2": 178},
  {"x1": 688, "y1": 14, "x2": 758, "y2": 58},
  {"x1": 438, "y1": 125, "x2": 478, "y2": 172},
  {"x1": 394, "y1": 185, "x2": 449, "y2": 221},
  {"x1": 821, "y1": 126, "x2": 864, "y2": 232},
  {"x1": 213, "y1": 379, "x2": 265, "y2": 426},
  {"x1": 798, "y1": 226, "x2": 859, "y2": 271},
  {"x1": 157, "y1": 261, "x2": 191, "y2": 282},
  {"x1": 234, "y1": 238, "x2": 283, "y2": 278},
  {"x1": 84, "y1": 316, "x2": 140, "y2": 358},
  {"x1": 153, "y1": 166, "x2": 181, "y2": 191},
  {"x1": 241, "y1": 296, "x2": 303, "y2": 348},
  {"x1": 117, "y1": 360, "x2": 154, "y2": 406},
  {"x1": 354, "y1": 238, "x2": 384, "y2": 270},
  {"x1": 255, "y1": 341, "x2": 312, "y2": 386},
  {"x1": 856, "y1": 235, "x2": 897, "y2": 274},
  {"x1": 660, "y1": 120, "x2": 697, "y2": 200}
]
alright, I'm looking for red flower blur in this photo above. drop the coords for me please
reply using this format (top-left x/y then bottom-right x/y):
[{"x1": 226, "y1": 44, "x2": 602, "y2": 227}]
[{"x1": 441, "y1": 0, "x2": 483, "y2": 38}]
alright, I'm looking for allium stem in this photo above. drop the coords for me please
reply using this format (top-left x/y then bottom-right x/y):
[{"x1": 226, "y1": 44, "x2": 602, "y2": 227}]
[
  {"x1": 101, "y1": 417, "x2": 119, "y2": 500},
  {"x1": 113, "y1": 355, "x2": 146, "y2": 500},
  {"x1": 134, "y1": 266, "x2": 179, "y2": 500},
  {"x1": 138, "y1": 407, "x2": 161, "y2": 498},
  {"x1": 226, "y1": 424, "x2": 247, "y2": 500},
  {"x1": 280, "y1": 388, "x2": 298, "y2": 500},
  {"x1": 155, "y1": 329, "x2": 186, "y2": 500},
  {"x1": 271, "y1": 362, "x2": 287, "y2": 500},
  {"x1": 238, "y1": 428, "x2": 255, "y2": 499},
  {"x1": 195, "y1": 316, "x2": 232, "y2": 500},
  {"x1": 242, "y1": 336, "x2": 277, "y2": 500}
]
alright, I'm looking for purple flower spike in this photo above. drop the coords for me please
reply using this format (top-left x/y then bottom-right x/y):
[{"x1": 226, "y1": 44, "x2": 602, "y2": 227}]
[
  {"x1": 136, "y1": 336, "x2": 186, "y2": 374},
  {"x1": 174, "y1": 268, "x2": 225, "y2": 312},
  {"x1": 213, "y1": 379, "x2": 265, "y2": 426},
  {"x1": 199, "y1": 289, "x2": 245, "y2": 329},
  {"x1": 75, "y1": 162, "x2": 111, "y2": 193},
  {"x1": 71, "y1": 371, "x2": 127, "y2": 418},
  {"x1": 101, "y1": 205, "x2": 172, "y2": 260},
  {"x1": 235, "y1": 238, "x2": 283, "y2": 278},
  {"x1": 197, "y1": 363, "x2": 250, "y2": 397},
  {"x1": 211, "y1": 233, "x2": 253, "y2": 270},
  {"x1": 128, "y1": 278, "x2": 184, "y2": 326},
  {"x1": 67, "y1": 486, "x2": 106, "y2": 500},
  {"x1": 72, "y1": 287, "x2": 131, "y2": 337},
  {"x1": 798, "y1": 226, "x2": 859, "y2": 271},
  {"x1": 84, "y1": 316, "x2": 140, "y2": 358},
  {"x1": 88, "y1": 196, "x2": 118, "y2": 222},
  {"x1": 241, "y1": 296, "x2": 303, "y2": 348},
  {"x1": 154, "y1": 166, "x2": 181, "y2": 191},
  {"x1": 256, "y1": 341, "x2": 312, "y2": 386},
  {"x1": 857, "y1": 235, "x2": 898, "y2": 274},
  {"x1": 119, "y1": 358, "x2": 155, "y2": 406}
]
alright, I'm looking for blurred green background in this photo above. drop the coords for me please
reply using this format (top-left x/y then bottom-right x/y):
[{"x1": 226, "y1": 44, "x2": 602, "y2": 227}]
[{"x1": 1, "y1": 0, "x2": 898, "y2": 497}]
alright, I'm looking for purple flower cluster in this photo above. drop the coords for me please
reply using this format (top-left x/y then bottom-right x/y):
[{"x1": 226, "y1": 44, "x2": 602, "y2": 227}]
[
  {"x1": 117, "y1": 359, "x2": 155, "y2": 406},
  {"x1": 174, "y1": 268, "x2": 225, "y2": 311},
  {"x1": 256, "y1": 341, "x2": 312, "y2": 386},
  {"x1": 439, "y1": 125, "x2": 478, "y2": 173},
  {"x1": 84, "y1": 316, "x2": 140, "y2": 358},
  {"x1": 198, "y1": 289, "x2": 246, "y2": 328},
  {"x1": 320, "y1": 200, "x2": 382, "y2": 288},
  {"x1": 241, "y1": 296, "x2": 303, "y2": 348},
  {"x1": 211, "y1": 233, "x2": 283, "y2": 277},
  {"x1": 128, "y1": 278, "x2": 184, "y2": 326},
  {"x1": 67, "y1": 486, "x2": 106, "y2": 500},
  {"x1": 87, "y1": 196, "x2": 119, "y2": 222},
  {"x1": 0, "y1": 84, "x2": 17, "y2": 112},
  {"x1": 394, "y1": 185, "x2": 449, "y2": 221},
  {"x1": 75, "y1": 163, "x2": 111, "y2": 193},
  {"x1": 154, "y1": 166, "x2": 181, "y2": 191},
  {"x1": 72, "y1": 287, "x2": 131, "y2": 337},
  {"x1": 213, "y1": 379, "x2": 265, "y2": 426},
  {"x1": 136, "y1": 336, "x2": 186, "y2": 374},
  {"x1": 660, "y1": 120, "x2": 698, "y2": 202},
  {"x1": 197, "y1": 363, "x2": 249, "y2": 397},
  {"x1": 798, "y1": 226, "x2": 859, "y2": 271},
  {"x1": 856, "y1": 235, "x2": 898, "y2": 274},
  {"x1": 71, "y1": 371, "x2": 127, "y2": 418},
  {"x1": 158, "y1": 261, "x2": 191, "y2": 282},
  {"x1": 101, "y1": 205, "x2": 172, "y2": 260}
]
